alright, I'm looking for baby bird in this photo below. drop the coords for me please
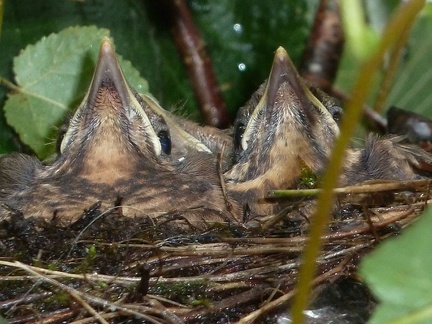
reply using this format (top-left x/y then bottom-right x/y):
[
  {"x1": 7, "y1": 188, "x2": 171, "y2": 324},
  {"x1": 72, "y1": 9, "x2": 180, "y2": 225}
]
[
  {"x1": 224, "y1": 47, "x2": 340, "y2": 217},
  {"x1": 2, "y1": 41, "x2": 430, "y2": 229},
  {"x1": 138, "y1": 93, "x2": 235, "y2": 172},
  {"x1": 342, "y1": 134, "x2": 432, "y2": 186},
  {"x1": 144, "y1": 47, "x2": 343, "y2": 219},
  {"x1": 137, "y1": 94, "x2": 234, "y2": 173},
  {"x1": 0, "y1": 40, "x2": 230, "y2": 228},
  {"x1": 224, "y1": 47, "x2": 432, "y2": 218}
]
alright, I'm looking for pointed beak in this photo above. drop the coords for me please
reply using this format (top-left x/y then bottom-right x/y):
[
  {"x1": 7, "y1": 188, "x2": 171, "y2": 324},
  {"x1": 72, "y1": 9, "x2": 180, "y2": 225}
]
[
  {"x1": 87, "y1": 39, "x2": 133, "y2": 111},
  {"x1": 140, "y1": 94, "x2": 212, "y2": 154},
  {"x1": 60, "y1": 39, "x2": 162, "y2": 155},
  {"x1": 265, "y1": 47, "x2": 310, "y2": 118},
  {"x1": 241, "y1": 46, "x2": 335, "y2": 151}
]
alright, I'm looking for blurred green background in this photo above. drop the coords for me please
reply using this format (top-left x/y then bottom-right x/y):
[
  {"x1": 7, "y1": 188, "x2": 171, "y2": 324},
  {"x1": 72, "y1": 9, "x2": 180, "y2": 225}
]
[{"x1": 1, "y1": 0, "x2": 430, "y2": 155}]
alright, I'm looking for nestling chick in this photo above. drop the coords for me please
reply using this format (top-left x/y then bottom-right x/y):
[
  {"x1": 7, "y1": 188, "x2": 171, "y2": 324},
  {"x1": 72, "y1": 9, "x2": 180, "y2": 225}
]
[
  {"x1": 0, "y1": 40, "x2": 229, "y2": 228},
  {"x1": 223, "y1": 47, "x2": 432, "y2": 219},
  {"x1": 138, "y1": 94, "x2": 234, "y2": 174},
  {"x1": 139, "y1": 93, "x2": 235, "y2": 172},
  {"x1": 224, "y1": 47, "x2": 340, "y2": 217},
  {"x1": 342, "y1": 134, "x2": 432, "y2": 185}
]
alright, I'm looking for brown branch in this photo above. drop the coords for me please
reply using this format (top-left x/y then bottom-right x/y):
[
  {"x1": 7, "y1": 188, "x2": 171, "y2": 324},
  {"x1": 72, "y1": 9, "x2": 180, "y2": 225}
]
[
  {"x1": 0, "y1": 291, "x2": 53, "y2": 309},
  {"x1": 300, "y1": 0, "x2": 345, "y2": 93},
  {"x1": 159, "y1": 0, "x2": 230, "y2": 128},
  {"x1": 6, "y1": 308, "x2": 79, "y2": 324}
]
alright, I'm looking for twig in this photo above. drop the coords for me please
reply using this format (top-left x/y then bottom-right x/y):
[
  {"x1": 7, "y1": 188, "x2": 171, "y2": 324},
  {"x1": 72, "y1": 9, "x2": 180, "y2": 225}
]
[
  {"x1": 0, "y1": 291, "x2": 53, "y2": 309},
  {"x1": 268, "y1": 179, "x2": 432, "y2": 198},
  {"x1": 238, "y1": 256, "x2": 349, "y2": 323},
  {"x1": 157, "y1": 0, "x2": 230, "y2": 128},
  {"x1": 261, "y1": 204, "x2": 300, "y2": 230},
  {"x1": 146, "y1": 299, "x2": 185, "y2": 324},
  {"x1": 70, "y1": 312, "x2": 120, "y2": 324},
  {"x1": 6, "y1": 261, "x2": 163, "y2": 324},
  {"x1": 224, "y1": 204, "x2": 415, "y2": 244},
  {"x1": 300, "y1": 0, "x2": 344, "y2": 92},
  {"x1": 69, "y1": 290, "x2": 109, "y2": 324},
  {"x1": 7, "y1": 308, "x2": 79, "y2": 324},
  {"x1": 180, "y1": 286, "x2": 266, "y2": 322}
]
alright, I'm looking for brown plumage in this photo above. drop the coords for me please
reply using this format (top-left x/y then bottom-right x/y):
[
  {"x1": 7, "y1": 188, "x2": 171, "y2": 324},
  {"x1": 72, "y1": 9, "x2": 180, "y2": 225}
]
[
  {"x1": 137, "y1": 94, "x2": 234, "y2": 173},
  {"x1": 224, "y1": 47, "x2": 340, "y2": 217},
  {"x1": 220, "y1": 47, "x2": 432, "y2": 218},
  {"x1": 136, "y1": 47, "x2": 338, "y2": 219},
  {"x1": 136, "y1": 46, "x2": 432, "y2": 223},
  {"x1": 342, "y1": 134, "x2": 432, "y2": 186},
  {"x1": 138, "y1": 93, "x2": 235, "y2": 172},
  {"x1": 2, "y1": 41, "x2": 431, "y2": 229},
  {"x1": 0, "y1": 40, "x2": 230, "y2": 228}
]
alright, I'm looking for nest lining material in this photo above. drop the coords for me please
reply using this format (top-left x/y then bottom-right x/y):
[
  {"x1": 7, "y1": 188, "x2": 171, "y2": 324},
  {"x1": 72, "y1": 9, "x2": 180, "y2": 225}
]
[{"x1": 0, "y1": 180, "x2": 429, "y2": 323}]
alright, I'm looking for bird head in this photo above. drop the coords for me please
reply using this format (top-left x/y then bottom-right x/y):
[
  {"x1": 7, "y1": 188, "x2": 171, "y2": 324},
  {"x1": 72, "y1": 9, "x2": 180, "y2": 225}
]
[
  {"x1": 57, "y1": 39, "x2": 174, "y2": 184},
  {"x1": 226, "y1": 47, "x2": 340, "y2": 206}
]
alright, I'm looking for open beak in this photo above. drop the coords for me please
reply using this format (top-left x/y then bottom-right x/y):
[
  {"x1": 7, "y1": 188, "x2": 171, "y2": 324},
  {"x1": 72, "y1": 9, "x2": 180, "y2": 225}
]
[{"x1": 60, "y1": 39, "x2": 162, "y2": 155}]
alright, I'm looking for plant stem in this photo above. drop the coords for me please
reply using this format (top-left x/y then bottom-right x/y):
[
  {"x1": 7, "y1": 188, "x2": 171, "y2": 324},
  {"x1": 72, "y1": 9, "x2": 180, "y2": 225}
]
[{"x1": 291, "y1": 1, "x2": 426, "y2": 323}]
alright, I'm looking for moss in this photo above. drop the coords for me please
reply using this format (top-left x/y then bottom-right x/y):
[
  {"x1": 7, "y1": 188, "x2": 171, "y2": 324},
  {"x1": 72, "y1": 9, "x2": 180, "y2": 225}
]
[
  {"x1": 299, "y1": 164, "x2": 319, "y2": 189},
  {"x1": 150, "y1": 280, "x2": 209, "y2": 305},
  {"x1": 73, "y1": 244, "x2": 97, "y2": 274},
  {"x1": 41, "y1": 291, "x2": 70, "y2": 310}
]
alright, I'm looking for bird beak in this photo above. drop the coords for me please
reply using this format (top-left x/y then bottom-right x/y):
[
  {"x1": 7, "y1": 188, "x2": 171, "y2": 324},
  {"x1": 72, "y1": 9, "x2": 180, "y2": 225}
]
[
  {"x1": 139, "y1": 94, "x2": 212, "y2": 154},
  {"x1": 241, "y1": 46, "x2": 336, "y2": 151},
  {"x1": 60, "y1": 38, "x2": 162, "y2": 156}
]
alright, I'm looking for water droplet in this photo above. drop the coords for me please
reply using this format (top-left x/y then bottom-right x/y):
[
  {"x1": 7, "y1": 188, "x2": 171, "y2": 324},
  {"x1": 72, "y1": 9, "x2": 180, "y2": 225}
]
[
  {"x1": 238, "y1": 63, "x2": 246, "y2": 72},
  {"x1": 233, "y1": 23, "x2": 243, "y2": 34},
  {"x1": 309, "y1": 63, "x2": 322, "y2": 73}
]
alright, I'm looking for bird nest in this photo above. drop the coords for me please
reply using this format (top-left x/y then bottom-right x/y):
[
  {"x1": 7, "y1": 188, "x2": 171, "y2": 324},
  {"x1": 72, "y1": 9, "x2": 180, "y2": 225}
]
[{"x1": 0, "y1": 180, "x2": 430, "y2": 323}]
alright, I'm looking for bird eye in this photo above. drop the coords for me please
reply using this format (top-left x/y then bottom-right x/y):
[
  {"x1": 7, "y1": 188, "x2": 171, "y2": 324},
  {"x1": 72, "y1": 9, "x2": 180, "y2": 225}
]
[
  {"x1": 234, "y1": 123, "x2": 246, "y2": 150},
  {"x1": 56, "y1": 123, "x2": 69, "y2": 153},
  {"x1": 330, "y1": 106, "x2": 343, "y2": 124},
  {"x1": 157, "y1": 130, "x2": 171, "y2": 155}
]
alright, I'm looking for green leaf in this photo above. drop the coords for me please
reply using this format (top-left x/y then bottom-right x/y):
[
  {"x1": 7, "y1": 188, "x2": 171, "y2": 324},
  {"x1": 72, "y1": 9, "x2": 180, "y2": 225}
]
[
  {"x1": 359, "y1": 208, "x2": 432, "y2": 323},
  {"x1": 4, "y1": 26, "x2": 149, "y2": 158},
  {"x1": 0, "y1": 1, "x2": 311, "y2": 152},
  {"x1": 386, "y1": 4, "x2": 432, "y2": 118}
]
